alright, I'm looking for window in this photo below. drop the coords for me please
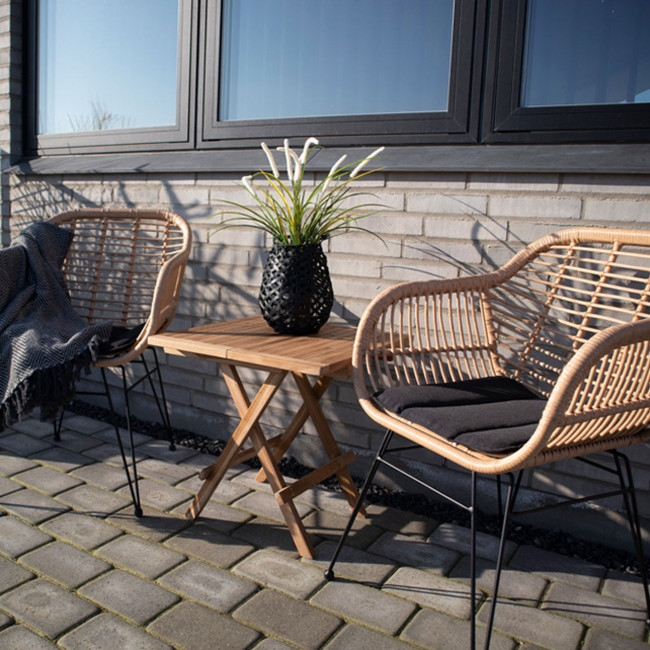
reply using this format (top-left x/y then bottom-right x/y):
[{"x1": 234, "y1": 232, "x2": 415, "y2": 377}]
[
  {"x1": 201, "y1": 0, "x2": 477, "y2": 147},
  {"x1": 25, "y1": 0, "x2": 650, "y2": 157},
  {"x1": 27, "y1": 0, "x2": 194, "y2": 153},
  {"x1": 486, "y1": 0, "x2": 650, "y2": 143}
]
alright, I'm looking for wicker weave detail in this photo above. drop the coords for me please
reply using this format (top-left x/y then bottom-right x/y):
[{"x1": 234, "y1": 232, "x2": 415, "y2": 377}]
[{"x1": 259, "y1": 243, "x2": 333, "y2": 335}]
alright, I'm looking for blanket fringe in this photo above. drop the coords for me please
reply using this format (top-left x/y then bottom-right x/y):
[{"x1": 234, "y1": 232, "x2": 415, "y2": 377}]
[{"x1": 0, "y1": 340, "x2": 100, "y2": 432}]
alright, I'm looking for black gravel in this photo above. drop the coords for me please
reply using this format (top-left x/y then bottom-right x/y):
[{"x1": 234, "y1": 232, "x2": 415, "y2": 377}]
[{"x1": 67, "y1": 399, "x2": 644, "y2": 578}]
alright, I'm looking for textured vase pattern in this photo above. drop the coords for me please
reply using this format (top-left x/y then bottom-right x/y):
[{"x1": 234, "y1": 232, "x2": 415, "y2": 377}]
[{"x1": 259, "y1": 243, "x2": 333, "y2": 335}]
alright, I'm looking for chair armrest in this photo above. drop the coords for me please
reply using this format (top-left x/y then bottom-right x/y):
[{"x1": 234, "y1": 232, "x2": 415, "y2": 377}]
[{"x1": 352, "y1": 272, "x2": 502, "y2": 401}]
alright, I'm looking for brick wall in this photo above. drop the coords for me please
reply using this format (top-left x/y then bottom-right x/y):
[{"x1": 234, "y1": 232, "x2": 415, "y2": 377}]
[{"x1": 6, "y1": 169, "x2": 650, "y2": 549}]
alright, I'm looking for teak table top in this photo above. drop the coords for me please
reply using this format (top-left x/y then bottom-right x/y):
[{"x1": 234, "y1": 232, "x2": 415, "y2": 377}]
[{"x1": 149, "y1": 315, "x2": 356, "y2": 378}]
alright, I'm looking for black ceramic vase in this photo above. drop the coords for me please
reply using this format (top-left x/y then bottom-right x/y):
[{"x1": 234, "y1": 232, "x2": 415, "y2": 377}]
[{"x1": 259, "y1": 243, "x2": 334, "y2": 335}]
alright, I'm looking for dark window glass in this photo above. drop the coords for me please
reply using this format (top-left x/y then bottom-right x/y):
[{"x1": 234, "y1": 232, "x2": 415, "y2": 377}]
[
  {"x1": 38, "y1": 0, "x2": 180, "y2": 135},
  {"x1": 521, "y1": 0, "x2": 650, "y2": 108},
  {"x1": 218, "y1": 0, "x2": 455, "y2": 122}
]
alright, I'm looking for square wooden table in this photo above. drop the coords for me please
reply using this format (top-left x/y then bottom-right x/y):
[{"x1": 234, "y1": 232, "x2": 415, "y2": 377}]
[{"x1": 149, "y1": 315, "x2": 363, "y2": 558}]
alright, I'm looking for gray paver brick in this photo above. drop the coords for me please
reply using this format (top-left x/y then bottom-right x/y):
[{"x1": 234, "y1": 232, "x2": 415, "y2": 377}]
[
  {"x1": 0, "y1": 515, "x2": 52, "y2": 557},
  {"x1": 233, "y1": 489, "x2": 313, "y2": 522},
  {"x1": 96, "y1": 533, "x2": 185, "y2": 579},
  {"x1": 383, "y1": 566, "x2": 474, "y2": 620},
  {"x1": 39, "y1": 511, "x2": 123, "y2": 550},
  {"x1": 230, "y1": 515, "x2": 303, "y2": 554},
  {"x1": 543, "y1": 581, "x2": 648, "y2": 639},
  {"x1": 58, "y1": 612, "x2": 173, "y2": 650},
  {"x1": 602, "y1": 570, "x2": 648, "y2": 606},
  {"x1": 81, "y1": 441, "x2": 143, "y2": 464},
  {"x1": 79, "y1": 569, "x2": 179, "y2": 625},
  {"x1": 582, "y1": 626, "x2": 650, "y2": 650},
  {"x1": 429, "y1": 522, "x2": 518, "y2": 563},
  {"x1": 56, "y1": 484, "x2": 131, "y2": 516},
  {"x1": 13, "y1": 466, "x2": 82, "y2": 495},
  {"x1": 302, "y1": 508, "x2": 383, "y2": 549},
  {"x1": 147, "y1": 600, "x2": 260, "y2": 650},
  {"x1": 368, "y1": 530, "x2": 459, "y2": 575},
  {"x1": 91, "y1": 426, "x2": 151, "y2": 448},
  {"x1": 54, "y1": 430, "x2": 103, "y2": 453},
  {"x1": 158, "y1": 559, "x2": 257, "y2": 612},
  {"x1": 0, "y1": 578, "x2": 97, "y2": 639},
  {"x1": 451, "y1": 555, "x2": 548, "y2": 604},
  {"x1": 61, "y1": 415, "x2": 113, "y2": 435},
  {"x1": 136, "y1": 457, "x2": 196, "y2": 484},
  {"x1": 0, "y1": 452, "x2": 37, "y2": 476},
  {"x1": 325, "y1": 623, "x2": 417, "y2": 649},
  {"x1": 20, "y1": 541, "x2": 110, "y2": 589},
  {"x1": 137, "y1": 439, "x2": 196, "y2": 463},
  {"x1": 0, "y1": 612, "x2": 10, "y2": 630},
  {"x1": 307, "y1": 540, "x2": 396, "y2": 584},
  {"x1": 0, "y1": 624, "x2": 57, "y2": 648},
  {"x1": 106, "y1": 506, "x2": 189, "y2": 542},
  {"x1": 0, "y1": 488, "x2": 69, "y2": 524},
  {"x1": 70, "y1": 462, "x2": 129, "y2": 491},
  {"x1": 0, "y1": 433, "x2": 52, "y2": 456},
  {"x1": 509, "y1": 544, "x2": 606, "y2": 591},
  {"x1": 172, "y1": 497, "x2": 251, "y2": 534},
  {"x1": 164, "y1": 521, "x2": 255, "y2": 568},
  {"x1": 400, "y1": 608, "x2": 516, "y2": 650},
  {"x1": 311, "y1": 580, "x2": 416, "y2": 635},
  {"x1": 0, "y1": 475, "x2": 21, "y2": 496},
  {"x1": 118, "y1": 477, "x2": 190, "y2": 511},
  {"x1": 234, "y1": 588, "x2": 342, "y2": 650},
  {"x1": 477, "y1": 596, "x2": 584, "y2": 649},
  {"x1": 233, "y1": 549, "x2": 325, "y2": 599},
  {"x1": 370, "y1": 504, "x2": 438, "y2": 537},
  {"x1": 176, "y1": 475, "x2": 250, "y2": 504},
  {"x1": 0, "y1": 554, "x2": 34, "y2": 594},
  {"x1": 9, "y1": 418, "x2": 56, "y2": 438},
  {"x1": 35, "y1": 447, "x2": 92, "y2": 472}
]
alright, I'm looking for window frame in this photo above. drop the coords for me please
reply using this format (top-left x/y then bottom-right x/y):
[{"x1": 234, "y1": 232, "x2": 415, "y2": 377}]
[
  {"x1": 483, "y1": 0, "x2": 650, "y2": 144},
  {"x1": 21, "y1": 0, "x2": 650, "y2": 160},
  {"x1": 24, "y1": 0, "x2": 198, "y2": 155},
  {"x1": 199, "y1": 0, "x2": 481, "y2": 149}
]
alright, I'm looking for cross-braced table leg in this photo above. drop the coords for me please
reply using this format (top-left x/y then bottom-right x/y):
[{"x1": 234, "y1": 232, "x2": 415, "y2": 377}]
[{"x1": 186, "y1": 364, "x2": 315, "y2": 558}]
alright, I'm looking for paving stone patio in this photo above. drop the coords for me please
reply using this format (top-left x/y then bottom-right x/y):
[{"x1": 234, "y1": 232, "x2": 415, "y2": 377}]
[{"x1": 0, "y1": 411, "x2": 648, "y2": 649}]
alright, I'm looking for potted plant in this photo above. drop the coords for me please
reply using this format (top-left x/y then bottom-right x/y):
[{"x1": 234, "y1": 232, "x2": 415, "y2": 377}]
[{"x1": 212, "y1": 137, "x2": 385, "y2": 335}]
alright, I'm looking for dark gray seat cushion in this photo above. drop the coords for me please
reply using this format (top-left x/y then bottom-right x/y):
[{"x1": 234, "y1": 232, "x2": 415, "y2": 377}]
[
  {"x1": 97, "y1": 323, "x2": 145, "y2": 357},
  {"x1": 374, "y1": 376, "x2": 546, "y2": 454}
]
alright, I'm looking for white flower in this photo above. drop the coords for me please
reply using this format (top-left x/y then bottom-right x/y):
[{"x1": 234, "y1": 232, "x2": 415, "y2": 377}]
[
  {"x1": 299, "y1": 137, "x2": 319, "y2": 165},
  {"x1": 261, "y1": 142, "x2": 279, "y2": 178},
  {"x1": 349, "y1": 146, "x2": 385, "y2": 179},
  {"x1": 241, "y1": 175, "x2": 255, "y2": 195},
  {"x1": 279, "y1": 139, "x2": 294, "y2": 182},
  {"x1": 319, "y1": 154, "x2": 347, "y2": 195}
]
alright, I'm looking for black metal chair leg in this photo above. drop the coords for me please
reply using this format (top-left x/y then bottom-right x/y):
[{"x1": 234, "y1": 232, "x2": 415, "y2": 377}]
[
  {"x1": 52, "y1": 409, "x2": 64, "y2": 442},
  {"x1": 612, "y1": 450, "x2": 650, "y2": 625},
  {"x1": 101, "y1": 368, "x2": 143, "y2": 518},
  {"x1": 141, "y1": 348, "x2": 175, "y2": 451},
  {"x1": 470, "y1": 472, "x2": 478, "y2": 650},
  {"x1": 482, "y1": 472, "x2": 516, "y2": 650},
  {"x1": 325, "y1": 429, "x2": 395, "y2": 580}
]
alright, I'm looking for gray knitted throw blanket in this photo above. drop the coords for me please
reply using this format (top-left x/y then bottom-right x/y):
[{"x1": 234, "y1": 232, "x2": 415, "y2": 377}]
[{"x1": 0, "y1": 221, "x2": 111, "y2": 430}]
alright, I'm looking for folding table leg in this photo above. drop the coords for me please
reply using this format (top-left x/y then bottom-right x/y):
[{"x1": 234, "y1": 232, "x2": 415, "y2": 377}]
[
  {"x1": 292, "y1": 372, "x2": 363, "y2": 513},
  {"x1": 186, "y1": 367, "x2": 285, "y2": 519}
]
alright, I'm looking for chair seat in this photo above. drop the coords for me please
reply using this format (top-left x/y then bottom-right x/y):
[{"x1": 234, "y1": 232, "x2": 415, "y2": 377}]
[
  {"x1": 374, "y1": 377, "x2": 546, "y2": 453},
  {"x1": 97, "y1": 323, "x2": 145, "y2": 357}
]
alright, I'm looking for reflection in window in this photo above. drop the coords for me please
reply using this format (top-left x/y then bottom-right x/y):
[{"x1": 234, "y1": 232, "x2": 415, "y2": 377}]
[
  {"x1": 219, "y1": 0, "x2": 455, "y2": 121},
  {"x1": 38, "y1": 0, "x2": 179, "y2": 134},
  {"x1": 521, "y1": 0, "x2": 650, "y2": 107}
]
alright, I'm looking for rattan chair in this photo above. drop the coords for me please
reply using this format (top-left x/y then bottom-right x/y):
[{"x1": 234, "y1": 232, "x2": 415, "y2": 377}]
[
  {"x1": 49, "y1": 208, "x2": 192, "y2": 516},
  {"x1": 325, "y1": 227, "x2": 650, "y2": 648}
]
